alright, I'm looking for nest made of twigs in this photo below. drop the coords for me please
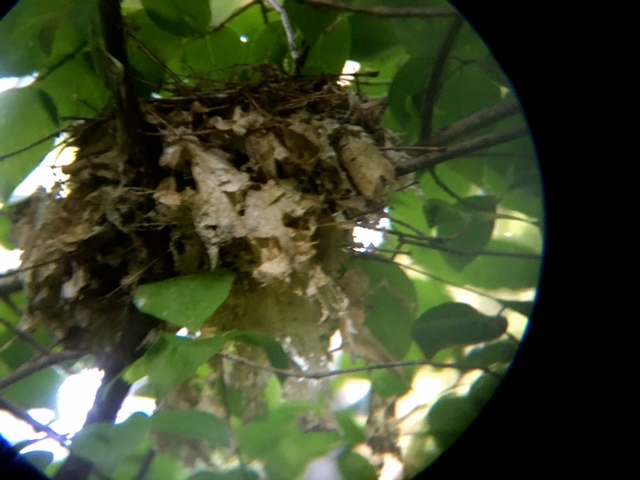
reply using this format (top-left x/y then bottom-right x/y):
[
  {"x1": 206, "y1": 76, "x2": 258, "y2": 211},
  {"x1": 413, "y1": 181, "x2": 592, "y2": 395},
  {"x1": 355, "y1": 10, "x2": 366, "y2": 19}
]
[{"x1": 12, "y1": 72, "x2": 407, "y2": 358}]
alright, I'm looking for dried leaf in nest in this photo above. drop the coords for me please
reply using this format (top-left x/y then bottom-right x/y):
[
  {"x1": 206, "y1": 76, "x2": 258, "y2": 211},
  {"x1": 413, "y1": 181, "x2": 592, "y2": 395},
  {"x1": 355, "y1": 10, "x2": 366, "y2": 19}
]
[{"x1": 13, "y1": 72, "x2": 409, "y2": 361}]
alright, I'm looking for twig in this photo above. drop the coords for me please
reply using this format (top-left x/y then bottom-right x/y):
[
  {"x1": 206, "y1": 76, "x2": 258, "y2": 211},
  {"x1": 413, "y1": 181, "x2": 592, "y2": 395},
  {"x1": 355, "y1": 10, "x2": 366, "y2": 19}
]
[
  {"x1": 34, "y1": 40, "x2": 88, "y2": 85},
  {"x1": 0, "y1": 398, "x2": 70, "y2": 448},
  {"x1": 219, "y1": 352, "x2": 501, "y2": 380},
  {"x1": 396, "y1": 126, "x2": 529, "y2": 176},
  {"x1": 201, "y1": 0, "x2": 260, "y2": 37},
  {"x1": 379, "y1": 146, "x2": 447, "y2": 152},
  {"x1": 133, "y1": 449, "x2": 156, "y2": 480},
  {"x1": 0, "y1": 350, "x2": 89, "y2": 391},
  {"x1": 96, "y1": 0, "x2": 151, "y2": 172},
  {"x1": 396, "y1": 236, "x2": 541, "y2": 260},
  {"x1": 302, "y1": 0, "x2": 458, "y2": 18},
  {"x1": 355, "y1": 253, "x2": 536, "y2": 309},
  {"x1": 0, "y1": 317, "x2": 51, "y2": 357},
  {"x1": 264, "y1": 0, "x2": 301, "y2": 62},
  {"x1": 429, "y1": 169, "x2": 470, "y2": 205},
  {"x1": 419, "y1": 16, "x2": 465, "y2": 144},
  {"x1": 428, "y1": 99, "x2": 521, "y2": 146},
  {"x1": 0, "y1": 132, "x2": 61, "y2": 162}
]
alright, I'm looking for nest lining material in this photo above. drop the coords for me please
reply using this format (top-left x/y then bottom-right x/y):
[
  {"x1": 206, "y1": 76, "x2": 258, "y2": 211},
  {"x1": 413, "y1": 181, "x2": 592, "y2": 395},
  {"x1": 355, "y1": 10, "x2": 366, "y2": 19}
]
[{"x1": 13, "y1": 74, "x2": 407, "y2": 358}]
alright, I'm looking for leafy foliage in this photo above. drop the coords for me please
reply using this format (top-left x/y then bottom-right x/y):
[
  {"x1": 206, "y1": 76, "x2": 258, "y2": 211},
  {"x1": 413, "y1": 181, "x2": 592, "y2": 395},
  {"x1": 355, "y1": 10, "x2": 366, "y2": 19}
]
[{"x1": 0, "y1": 1, "x2": 542, "y2": 479}]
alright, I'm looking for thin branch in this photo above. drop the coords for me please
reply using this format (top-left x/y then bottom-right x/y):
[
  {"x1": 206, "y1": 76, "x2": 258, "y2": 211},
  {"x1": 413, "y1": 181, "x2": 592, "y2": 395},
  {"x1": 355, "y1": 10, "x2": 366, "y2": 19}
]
[
  {"x1": 219, "y1": 352, "x2": 501, "y2": 380},
  {"x1": 396, "y1": 126, "x2": 529, "y2": 176},
  {"x1": 0, "y1": 317, "x2": 51, "y2": 357},
  {"x1": 133, "y1": 449, "x2": 156, "y2": 480},
  {"x1": 34, "y1": 40, "x2": 88, "y2": 85},
  {"x1": 302, "y1": 0, "x2": 458, "y2": 18},
  {"x1": 428, "y1": 99, "x2": 521, "y2": 146},
  {"x1": 201, "y1": 0, "x2": 260, "y2": 37},
  {"x1": 96, "y1": 0, "x2": 151, "y2": 172},
  {"x1": 397, "y1": 237, "x2": 541, "y2": 260},
  {"x1": 0, "y1": 350, "x2": 90, "y2": 391},
  {"x1": 0, "y1": 398, "x2": 70, "y2": 448},
  {"x1": 357, "y1": 254, "x2": 538, "y2": 316},
  {"x1": 264, "y1": 0, "x2": 301, "y2": 62},
  {"x1": 419, "y1": 16, "x2": 465, "y2": 144},
  {"x1": 0, "y1": 132, "x2": 60, "y2": 162},
  {"x1": 429, "y1": 168, "x2": 469, "y2": 204}
]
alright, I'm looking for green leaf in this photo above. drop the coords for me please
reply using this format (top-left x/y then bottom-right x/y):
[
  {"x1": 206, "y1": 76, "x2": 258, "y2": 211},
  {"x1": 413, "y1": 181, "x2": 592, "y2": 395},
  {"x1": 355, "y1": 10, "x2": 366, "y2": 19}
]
[
  {"x1": 225, "y1": 331, "x2": 290, "y2": 383},
  {"x1": 412, "y1": 302, "x2": 507, "y2": 359},
  {"x1": 501, "y1": 300, "x2": 535, "y2": 318},
  {"x1": 427, "y1": 394, "x2": 479, "y2": 450},
  {"x1": 0, "y1": 87, "x2": 58, "y2": 202},
  {"x1": 248, "y1": 22, "x2": 288, "y2": 67},
  {"x1": 283, "y1": 0, "x2": 340, "y2": 44},
  {"x1": 440, "y1": 195, "x2": 498, "y2": 270},
  {"x1": 338, "y1": 451, "x2": 377, "y2": 480},
  {"x1": 170, "y1": 27, "x2": 246, "y2": 78},
  {"x1": 36, "y1": 51, "x2": 111, "y2": 120},
  {"x1": 133, "y1": 269, "x2": 235, "y2": 330},
  {"x1": 3, "y1": 366, "x2": 64, "y2": 410},
  {"x1": 335, "y1": 411, "x2": 366, "y2": 446},
  {"x1": 387, "y1": 56, "x2": 429, "y2": 143},
  {"x1": 21, "y1": 450, "x2": 54, "y2": 472},
  {"x1": 0, "y1": 2, "x2": 56, "y2": 76},
  {"x1": 462, "y1": 339, "x2": 518, "y2": 368},
  {"x1": 346, "y1": 259, "x2": 416, "y2": 360},
  {"x1": 141, "y1": 0, "x2": 211, "y2": 37},
  {"x1": 135, "y1": 333, "x2": 226, "y2": 398},
  {"x1": 235, "y1": 404, "x2": 340, "y2": 479},
  {"x1": 392, "y1": 18, "x2": 450, "y2": 59},
  {"x1": 370, "y1": 369, "x2": 409, "y2": 399},
  {"x1": 188, "y1": 469, "x2": 260, "y2": 480},
  {"x1": 151, "y1": 410, "x2": 230, "y2": 447},
  {"x1": 125, "y1": 9, "x2": 185, "y2": 65},
  {"x1": 349, "y1": 14, "x2": 399, "y2": 61},
  {"x1": 467, "y1": 373, "x2": 501, "y2": 410},
  {"x1": 301, "y1": 16, "x2": 351, "y2": 75},
  {"x1": 71, "y1": 413, "x2": 150, "y2": 475}
]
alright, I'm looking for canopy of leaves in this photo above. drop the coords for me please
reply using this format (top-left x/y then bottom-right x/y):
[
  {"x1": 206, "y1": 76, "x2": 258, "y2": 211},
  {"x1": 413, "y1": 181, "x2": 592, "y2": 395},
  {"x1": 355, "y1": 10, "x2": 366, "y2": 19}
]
[{"x1": 0, "y1": 1, "x2": 542, "y2": 479}]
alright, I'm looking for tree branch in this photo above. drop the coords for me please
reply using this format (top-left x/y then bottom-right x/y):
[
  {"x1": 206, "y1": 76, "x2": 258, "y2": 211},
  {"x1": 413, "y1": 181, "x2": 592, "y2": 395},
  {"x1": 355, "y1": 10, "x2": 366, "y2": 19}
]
[
  {"x1": 428, "y1": 99, "x2": 521, "y2": 146},
  {"x1": 219, "y1": 352, "x2": 501, "y2": 380},
  {"x1": 0, "y1": 398, "x2": 71, "y2": 448},
  {"x1": 0, "y1": 317, "x2": 51, "y2": 357},
  {"x1": 396, "y1": 126, "x2": 529, "y2": 176},
  {"x1": 0, "y1": 351, "x2": 89, "y2": 391},
  {"x1": 419, "y1": 16, "x2": 465, "y2": 144},
  {"x1": 96, "y1": 0, "x2": 151, "y2": 171},
  {"x1": 302, "y1": 0, "x2": 458, "y2": 18},
  {"x1": 265, "y1": 0, "x2": 302, "y2": 63}
]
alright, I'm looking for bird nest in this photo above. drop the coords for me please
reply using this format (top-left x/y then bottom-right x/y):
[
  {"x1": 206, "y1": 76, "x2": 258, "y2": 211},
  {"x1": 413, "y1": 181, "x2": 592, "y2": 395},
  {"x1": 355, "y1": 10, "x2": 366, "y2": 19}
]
[{"x1": 13, "y1": 72, "x2": 407, "y2": 365}]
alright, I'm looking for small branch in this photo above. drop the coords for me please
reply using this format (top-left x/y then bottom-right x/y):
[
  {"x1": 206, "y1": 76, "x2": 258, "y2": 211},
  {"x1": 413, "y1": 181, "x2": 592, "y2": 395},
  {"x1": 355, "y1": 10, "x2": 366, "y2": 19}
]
[
  {"x1": 265, "y1": 0, "x2": 301, "y2": 62},
  {"x1": 219, "y1": 352, "x2": 501, "y2": 380},
  {"x1": 0, "y1": 350, "x2": 89, "y2": 391},
  {"x1": 419, "y1": 16, "x2": 465, "y2": 144},
  {"x1": 96, "y1": 0, "x2": 151, "y2": 171},
  {"x1": 302, "y1": 0, "x2": 458, "y2": 18},
  {"x1": 428, "y1": 99, "x2": 521, "y2": 146},
  {"x1": 0, "y1": 131, "x2": 61, "y2": 162},
  {"x1": 429, "y1": 169, "x2": 469, "y2": 204},
  {"x1": 0, "y1": 317, "x2": 51, "y2": 357},
  {"x1": 133, "y1": 449, "x2": 156, "y2": 480},
  {"x1": 201, "y1": 0, "x2": 260, "y2": 37},
  {"x1": 34, "y1": 40, "x2": 88, "y2": 85},
  {"x1": 396, "y1": 126, "x2": 529, "y2": 176},
  {"x1": 0, "y1": 398, "x2": 70, "y2": 448}
]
